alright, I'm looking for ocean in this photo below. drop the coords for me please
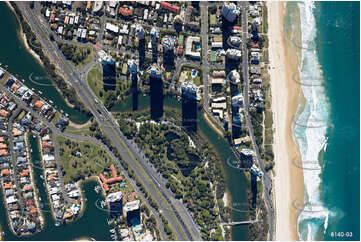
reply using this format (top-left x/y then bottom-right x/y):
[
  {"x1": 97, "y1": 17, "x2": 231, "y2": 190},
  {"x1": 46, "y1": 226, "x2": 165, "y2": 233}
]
[{"x1": 288, "y1": 2, "x2": 360, "y2": 241}]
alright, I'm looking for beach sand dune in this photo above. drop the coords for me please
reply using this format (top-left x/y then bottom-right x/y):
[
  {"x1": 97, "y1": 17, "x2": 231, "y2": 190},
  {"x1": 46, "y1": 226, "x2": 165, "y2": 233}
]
[{"x1": 267, "y1": 2, "x2": 304, "y2": 241}]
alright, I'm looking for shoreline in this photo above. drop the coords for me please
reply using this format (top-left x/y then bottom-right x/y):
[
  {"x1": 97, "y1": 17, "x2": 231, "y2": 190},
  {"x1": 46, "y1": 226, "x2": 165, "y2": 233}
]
[
  {"x1": 202, "y1": 111, "x2": 224, "y2": 137},
  {"x1": 7, "y1": 3, "x2": 90, "y2": 124},
  {"x1": 267, "y1": 2, "x2": 304, "y2": 241},
  {"x1": 6, "y1": 2, "x2": 43, "y2": 67}
]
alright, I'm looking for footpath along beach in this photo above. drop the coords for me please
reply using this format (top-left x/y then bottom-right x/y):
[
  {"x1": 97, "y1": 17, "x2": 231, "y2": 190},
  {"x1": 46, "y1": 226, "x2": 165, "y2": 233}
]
[{"x1": 267, "y1": 2, "x2": 304, "y2": 240}]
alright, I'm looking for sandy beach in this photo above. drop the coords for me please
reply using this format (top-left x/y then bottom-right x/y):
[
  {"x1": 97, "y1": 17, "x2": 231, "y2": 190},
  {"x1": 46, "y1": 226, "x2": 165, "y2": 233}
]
[{"x1": 267, "y1": 2, "x2": 304, "y2": 241}]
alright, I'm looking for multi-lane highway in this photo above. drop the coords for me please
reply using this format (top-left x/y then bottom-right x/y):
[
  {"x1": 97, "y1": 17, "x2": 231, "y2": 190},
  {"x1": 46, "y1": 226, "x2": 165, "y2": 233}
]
[{"x1": 17, "y1": 2, "x2": 201, "y2": 240}]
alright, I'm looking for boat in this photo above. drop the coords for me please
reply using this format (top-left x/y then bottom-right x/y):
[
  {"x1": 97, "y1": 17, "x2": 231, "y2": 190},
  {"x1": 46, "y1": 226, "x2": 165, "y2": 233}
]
[
  {"x1": 40, "y1": 175, "x2": 44, "y2": 179},
  {"x1": 90, "y1": 238, "x2": 96, "y2": 241},
  {"x1": 109, "y1": 228, "x2": 115, "y2": 233},
  {"x1": 55, "y1": 222, "x2": 60, "y2": 227},
  {"x1": 38, "y1": 91, "x2": 43, "y2": 95}
]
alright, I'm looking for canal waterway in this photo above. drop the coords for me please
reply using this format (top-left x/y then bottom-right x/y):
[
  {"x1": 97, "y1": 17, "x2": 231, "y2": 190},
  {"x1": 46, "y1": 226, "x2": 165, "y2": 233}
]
[
  {"x1": 0, "y1": 2, "x2": 249, "y2": 240},
  {"x1": 0, "y1": 135, "x2": 111, "y2": 240},
  {"x1": 113, "y1": 94, "x2": 249, "y2": 240},
  {"x1": 0, "y1": 3, "x2": 90, "y2": 124}
]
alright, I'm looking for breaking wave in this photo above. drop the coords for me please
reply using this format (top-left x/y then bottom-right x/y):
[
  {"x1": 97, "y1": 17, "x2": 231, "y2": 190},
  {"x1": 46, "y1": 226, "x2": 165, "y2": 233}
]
[{"x1": 293, "y1": 1, "x2": 332, "y2": 240}]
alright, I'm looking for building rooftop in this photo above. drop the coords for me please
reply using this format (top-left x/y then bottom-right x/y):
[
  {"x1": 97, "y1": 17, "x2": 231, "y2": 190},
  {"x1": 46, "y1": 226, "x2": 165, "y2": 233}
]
[{"x1": 124, "y1": 200, "x2": 140, "y2": 212}]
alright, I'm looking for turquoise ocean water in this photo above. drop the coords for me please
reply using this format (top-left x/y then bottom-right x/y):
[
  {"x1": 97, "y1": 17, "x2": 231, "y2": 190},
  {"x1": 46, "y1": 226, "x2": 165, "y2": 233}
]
[{"x1": 293, "y1": 2, "x2": 360, "y2": 240}]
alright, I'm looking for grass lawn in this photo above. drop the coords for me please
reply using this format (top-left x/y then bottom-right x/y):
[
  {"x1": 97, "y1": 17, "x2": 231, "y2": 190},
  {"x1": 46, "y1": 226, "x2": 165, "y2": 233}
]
[
  {"x1": 87, "y1": 66, "x2": 103, "y2": 101},
  {"x1": 51, "y1": 111, "x2": 62, "y2": 126},
  {"x1": 179, "y1": 71, "x2": 187, "y2": 83},
  {"x1": 64, "y1": 120, "x2": 93, "y2": 136},
  {"x1": 87, "y1": 66, "x2": 129, "y2": 104},
  {"x1": 179, "y1": 66, "x2": 202, "y2": 86},
  {"x1": 58, "y1": 135, "x2": 115, "y2": 184},
  {"x1": 210, "y1": 14, "x2": 216, "y2": 26}
]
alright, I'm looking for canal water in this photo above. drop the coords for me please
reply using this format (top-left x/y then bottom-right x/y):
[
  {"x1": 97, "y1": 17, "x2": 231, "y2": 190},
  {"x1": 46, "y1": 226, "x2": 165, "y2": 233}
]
[
  {"x1": 0, "y1": 135, "x2": 111, "y2": 240},
  {"x1": 113, "y1": 94, "x2": 249, "y2": 240},
  {"x1": 0, "y1": 3, "x2": 89, "y2": 124},
  {"x1": 0, "y1": 2, "x2": 249, "y2": 240}
]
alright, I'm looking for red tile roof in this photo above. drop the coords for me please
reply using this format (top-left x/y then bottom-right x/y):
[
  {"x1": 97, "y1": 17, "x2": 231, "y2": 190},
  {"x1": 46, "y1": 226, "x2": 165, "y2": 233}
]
[{"x1": 161, "y1": 2, "x2": 180, "y2": 13}]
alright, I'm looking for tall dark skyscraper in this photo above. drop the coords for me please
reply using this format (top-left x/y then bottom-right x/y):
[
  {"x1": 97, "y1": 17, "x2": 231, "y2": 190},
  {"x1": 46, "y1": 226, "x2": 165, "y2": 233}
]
[
  {"x1": 150, "y1": 27, "x2": 159, "y2": 63},
  {"x1": 101, "y1": 55, "x2": 116, "y2": 91},
  {"x1": 127, "y1": 59, "x2": 138, "y2": 111},
  {"x1": 147, "y1": 64, "x2": 163, "y2": 120},
  {"x1": 181, "y1": 81, "x2": 198, "y2": 132},
  {"x1": 162, "y1": 36, "x2": 174, "y2": 67}
]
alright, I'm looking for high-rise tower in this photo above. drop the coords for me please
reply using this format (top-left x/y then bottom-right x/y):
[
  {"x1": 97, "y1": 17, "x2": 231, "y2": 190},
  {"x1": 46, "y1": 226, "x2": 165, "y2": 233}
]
[
  {"x1": 147, "y1": 64, "x2": 163, "y2": 120},
  {"x1": 181, "y1": 81, "x2": 198, "y2": 132},
  {"x1": 150, "y1": 27, "x2": 159, "y2": 63},
  {"x1": 127, "y1": 59, "x2": 138, "y2": 111},
  {"x1": 162, "y1": 36, "x2": 175, "y2": 66}
]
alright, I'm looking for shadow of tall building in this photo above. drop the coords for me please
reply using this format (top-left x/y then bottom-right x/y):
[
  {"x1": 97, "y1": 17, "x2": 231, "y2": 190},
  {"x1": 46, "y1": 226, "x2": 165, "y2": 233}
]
[
  {"x1": 107, "y1": 192, "x2": 123, "y2": 218},
  {"x1": 136, "y1": 25, "x2": 146, "y2": 70},
  {"x1": 138, "y1": 39, "x2": 145, "y2": 69},
  {"x1": 123, "y1": 200, "x2": 141, "y2": 227},
  {"x1": 147, "y1": 65, "x2": 163, "y2": 120},
  {"x1": 131, "y1": 75, "x2": 138, "y2": 111},
  {"x1": 181, "y1": 81, "x2": 197, "y2": 132},
  {"x1": 102, "y1": 57, "x2": 116, "y2": 91}
]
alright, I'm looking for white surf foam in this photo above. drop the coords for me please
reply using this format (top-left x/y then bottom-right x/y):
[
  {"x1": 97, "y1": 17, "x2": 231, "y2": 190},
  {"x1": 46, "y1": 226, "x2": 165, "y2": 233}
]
[{"x1": 294, "y1": 1, "x2": 331, "y2": 240}]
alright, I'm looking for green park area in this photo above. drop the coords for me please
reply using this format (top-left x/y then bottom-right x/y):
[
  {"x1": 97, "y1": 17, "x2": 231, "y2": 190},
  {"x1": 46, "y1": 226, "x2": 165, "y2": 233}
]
[
  {"x1": 87, "y1": 66, "x2": 130, "y2": 109},
  {"x1": 57, "y1": 42, "x2": 94, "y2": 69},
  {"x1": 117, "y1": 110, "x2": 227, "y2": 240},
  {"x1": 58, "y1": 135, "x2": 114, "y2": 184}
]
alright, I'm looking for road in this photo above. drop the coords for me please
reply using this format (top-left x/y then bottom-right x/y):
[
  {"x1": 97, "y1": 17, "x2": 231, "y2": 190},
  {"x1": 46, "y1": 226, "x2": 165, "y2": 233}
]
[
  {"x1": 0, "y1": 80, "x2": 167, "y2": 240},
  {"x1": 200, "y1": 2, "x2": 210, "y2": 112},
  {"x1": 240, "y1": 2, "x2": 274, "y2": 240},
  {"x1": 7, "y1": 107, "x2": 25, "y2": 218},
  {"x1": 18, "y1": 2, "x2": 201, "y2": 240}
]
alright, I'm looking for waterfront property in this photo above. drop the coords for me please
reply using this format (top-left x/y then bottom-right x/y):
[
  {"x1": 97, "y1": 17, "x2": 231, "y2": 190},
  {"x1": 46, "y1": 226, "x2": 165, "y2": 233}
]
[
  {"x1": 1, "y1": 71, "x2": 57, "y2": 123},
  {"x1": 38, "y1": 129, "x2": 82, "y2": 222},
  {"x1": 0, "y1": 90, "x2": 45, "y2": 236}
]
